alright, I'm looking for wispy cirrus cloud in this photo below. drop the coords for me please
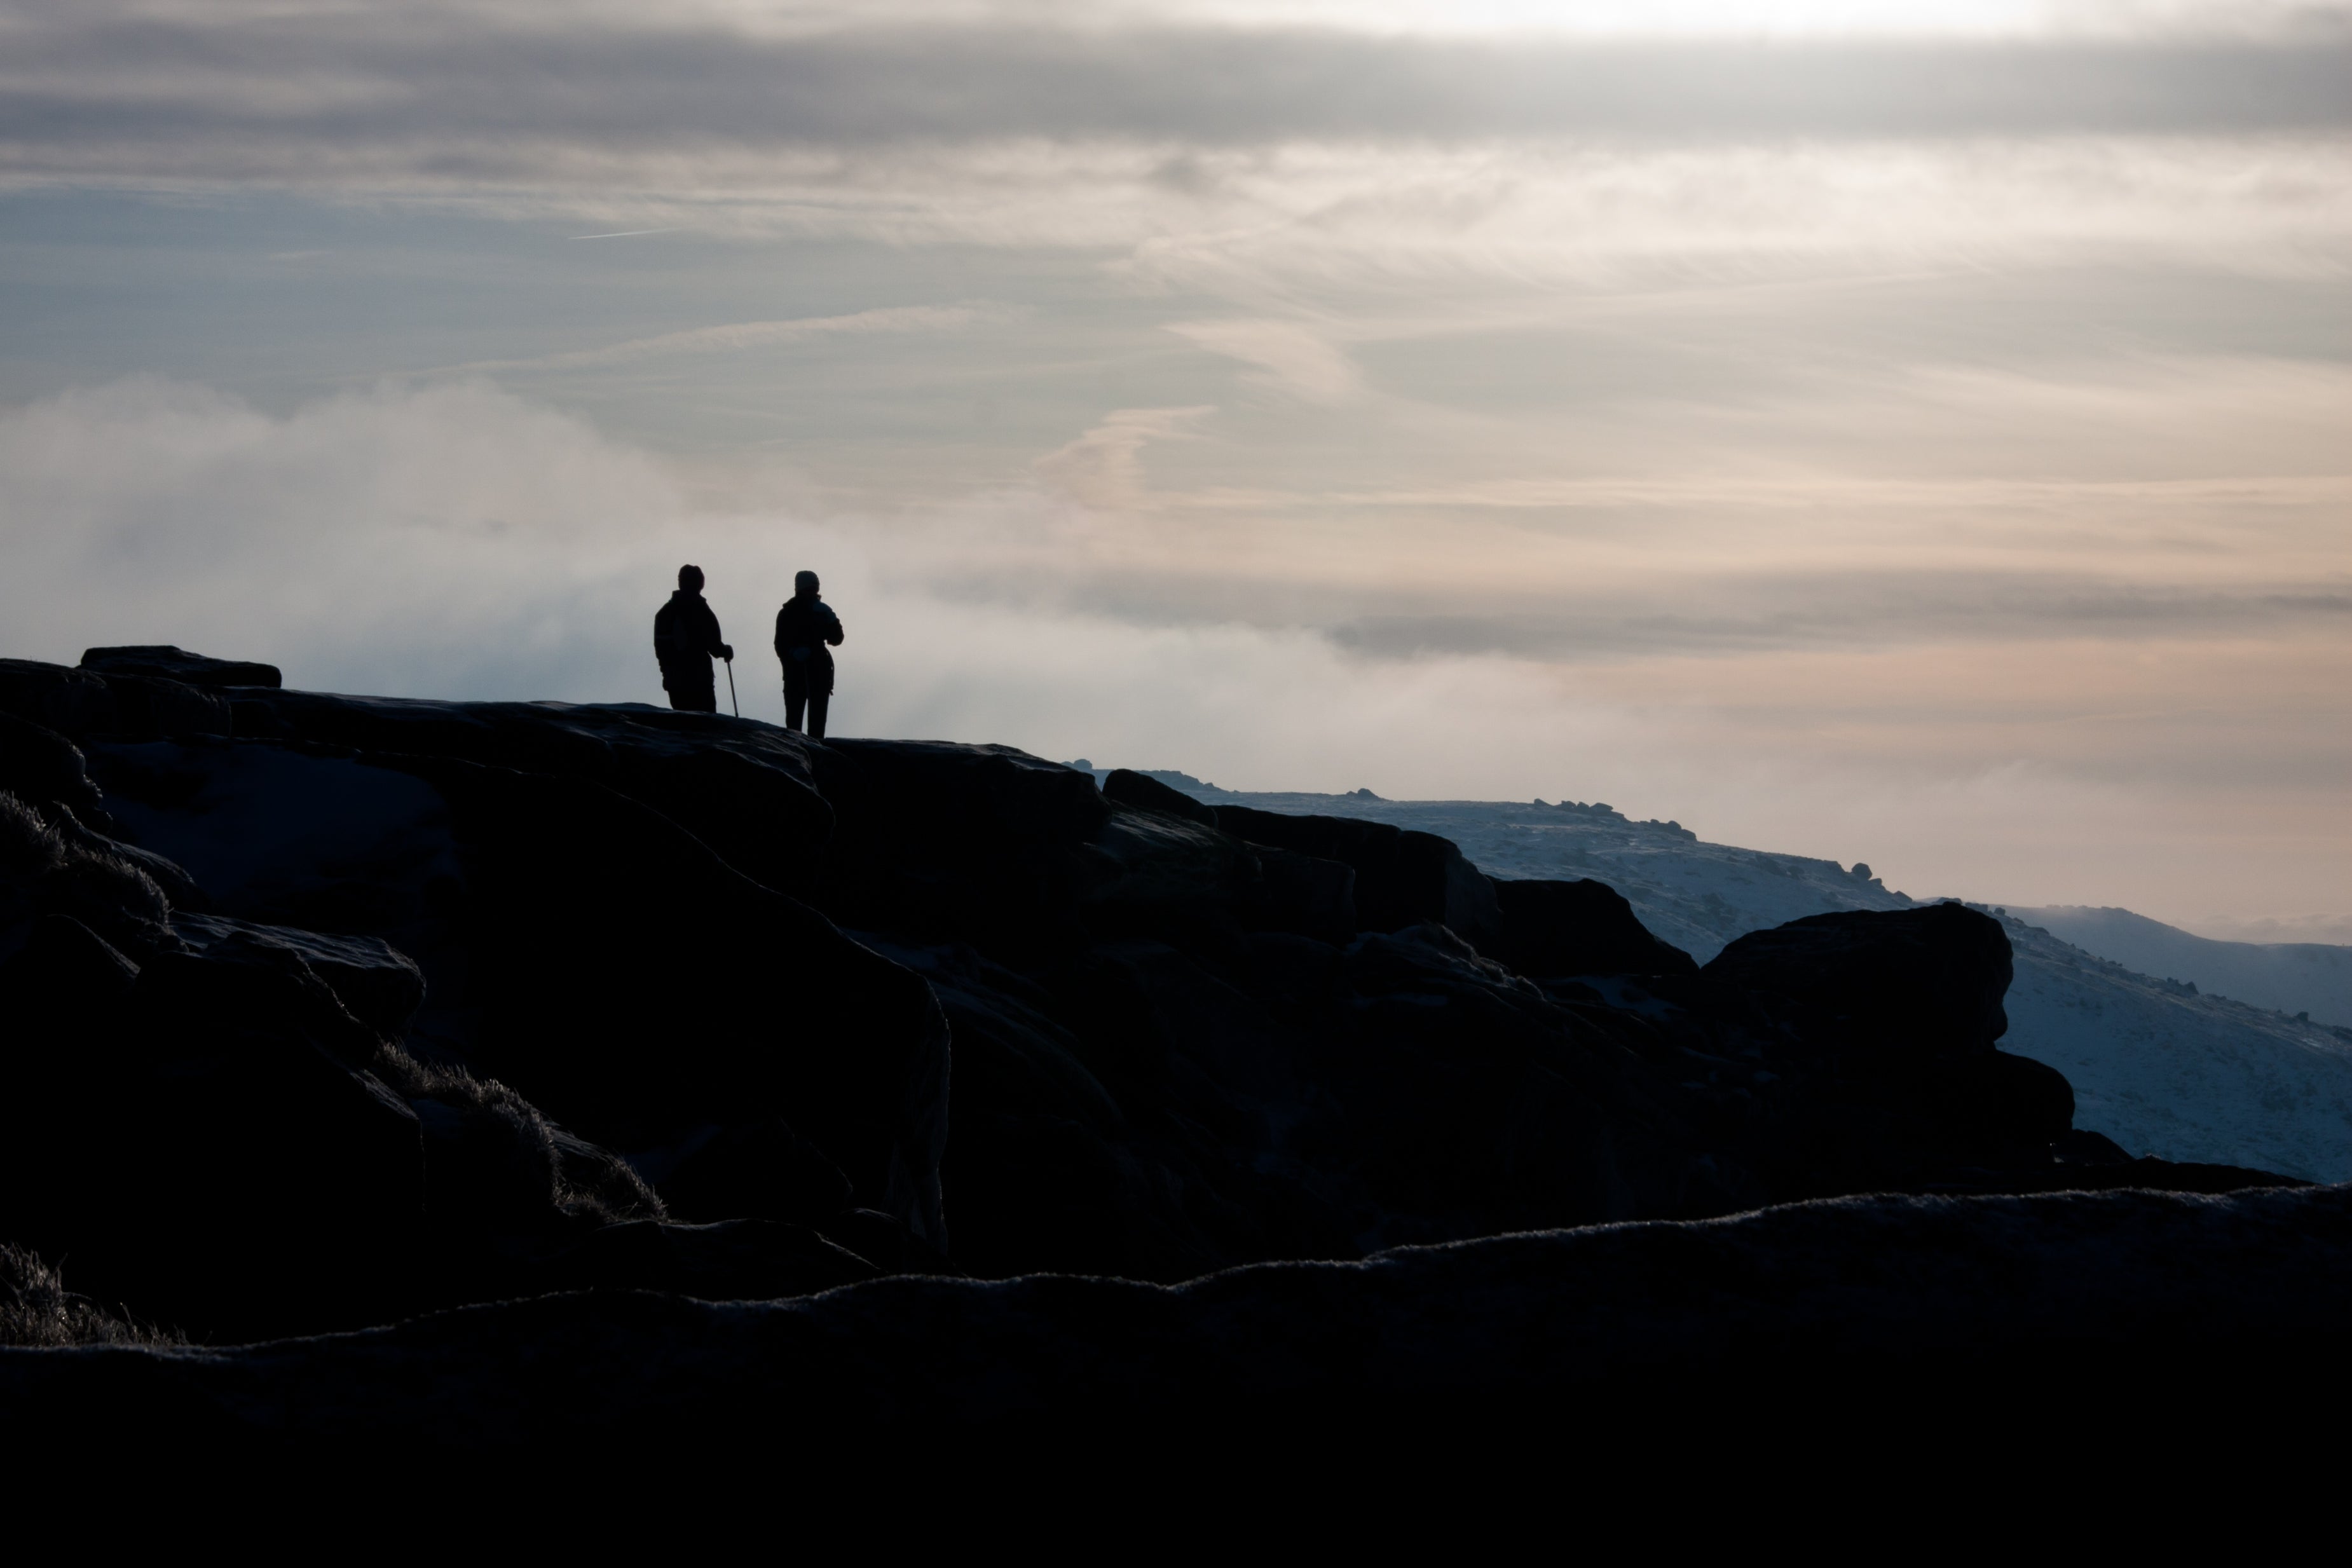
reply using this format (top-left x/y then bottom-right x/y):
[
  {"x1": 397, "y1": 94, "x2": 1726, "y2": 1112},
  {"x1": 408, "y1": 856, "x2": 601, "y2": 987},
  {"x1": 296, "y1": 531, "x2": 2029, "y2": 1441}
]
[
  {"x1": 435, "y1": 303, "x2": 1010, "y2": 376},
  {"x1": 1034, "y1": 406, "x2": 1215, "y2": 509},
  {"x1": 1163, "y1": 320, "x2": 1361, "y2": 402}
]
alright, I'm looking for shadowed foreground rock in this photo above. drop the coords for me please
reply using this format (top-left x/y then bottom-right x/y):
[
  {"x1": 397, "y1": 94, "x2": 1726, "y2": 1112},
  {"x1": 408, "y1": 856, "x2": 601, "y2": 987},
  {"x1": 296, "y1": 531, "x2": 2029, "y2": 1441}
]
[
  {"x1": 3, "y1": 1182, "x2": 2339, "y2": 1456},
  {"x1": 0, "y1": 646, "x2": 2318, "y2": 1408}
]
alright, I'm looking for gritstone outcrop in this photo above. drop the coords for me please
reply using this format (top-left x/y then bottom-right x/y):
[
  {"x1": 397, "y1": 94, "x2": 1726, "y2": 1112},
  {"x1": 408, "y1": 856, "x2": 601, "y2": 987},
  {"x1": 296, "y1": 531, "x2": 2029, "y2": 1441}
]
[{"x1": 0, "y1": 649, "x2": 2314, "y2": 1453}]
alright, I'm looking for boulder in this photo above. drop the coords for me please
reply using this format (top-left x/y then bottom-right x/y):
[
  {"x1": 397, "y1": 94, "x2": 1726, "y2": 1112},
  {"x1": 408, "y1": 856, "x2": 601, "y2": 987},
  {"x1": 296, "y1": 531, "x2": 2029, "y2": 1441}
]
[
  {"x1": 1103, "y1": 768, "x2": 1217, "y2": 827},
  {"x1": 174, "y1": 911, "x2": 425, "y2": 1036},
  {"x1": 80, "y1": 645, "x2": 283, "y2": 690},
  {"x1": 1677, "y1": 903, "x2": 2096, "y2": 1195},
  {"x1": 1210, "y1": 806, "x2": 1501, "y2": 947},
  {"x1": 1701, "y1": 902, "x2": 2014, "y2": 1061},
  {"x1": 1489, "y1": 878, "x2": 1698, "y2": 978}
]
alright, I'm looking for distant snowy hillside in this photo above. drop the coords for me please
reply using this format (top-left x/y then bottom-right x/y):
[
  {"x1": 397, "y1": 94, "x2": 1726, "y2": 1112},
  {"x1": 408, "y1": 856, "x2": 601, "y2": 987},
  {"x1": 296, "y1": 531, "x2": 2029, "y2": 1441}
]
[
  {"x1": 1166, "y1": 783, "x2": 1910, "y2": 963},
  {"x1": 2011, "y1": 905, "x2": 2352, "y2": 1030},
  {"x1": 1118, "y1": 774, "x2": 2352, "y2": 1183},
  {"x1": 1995, "y1": 915, "x2": 2352, "y2": 1183}
]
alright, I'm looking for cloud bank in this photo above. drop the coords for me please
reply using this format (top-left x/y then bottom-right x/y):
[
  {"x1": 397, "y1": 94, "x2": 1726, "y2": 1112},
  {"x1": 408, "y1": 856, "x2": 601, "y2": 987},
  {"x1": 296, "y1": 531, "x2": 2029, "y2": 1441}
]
[{"x1": 4, "y1": 376, "x2": 2341, "y2": 932}]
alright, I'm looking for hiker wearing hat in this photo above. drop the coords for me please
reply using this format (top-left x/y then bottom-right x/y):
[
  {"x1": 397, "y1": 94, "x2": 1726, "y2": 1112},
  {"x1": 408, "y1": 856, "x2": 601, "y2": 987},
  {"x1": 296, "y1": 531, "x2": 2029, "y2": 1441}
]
[
  {"x1": 653, "y1": 564, "x2": 733, "y2": 712},
  {"x1": 773, "y1": 569, "x2": 845, "y2": 738}
]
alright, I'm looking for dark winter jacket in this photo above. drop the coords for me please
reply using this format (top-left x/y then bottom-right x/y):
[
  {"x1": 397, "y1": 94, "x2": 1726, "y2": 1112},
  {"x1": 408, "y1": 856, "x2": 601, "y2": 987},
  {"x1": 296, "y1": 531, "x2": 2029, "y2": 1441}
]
[
  {"x1": 654, "y1": 590, "x2": 726, "y2": 683},
  {"x1": 774, "y1": 596, "x2": 844, "y2": 691}
]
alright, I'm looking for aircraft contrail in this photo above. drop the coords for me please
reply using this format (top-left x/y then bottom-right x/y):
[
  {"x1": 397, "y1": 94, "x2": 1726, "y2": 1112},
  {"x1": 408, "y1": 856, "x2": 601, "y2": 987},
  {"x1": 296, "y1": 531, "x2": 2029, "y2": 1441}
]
[{"x1": 568, "y1": 228, "x2": 676, "y2": 240}]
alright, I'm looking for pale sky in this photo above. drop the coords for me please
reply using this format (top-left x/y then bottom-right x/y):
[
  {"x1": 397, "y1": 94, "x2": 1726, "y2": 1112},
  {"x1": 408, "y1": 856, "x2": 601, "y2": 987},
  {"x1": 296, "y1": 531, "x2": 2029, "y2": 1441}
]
[{"x1": 2, "y1": 1, "x2": 2346, "y2": 938}]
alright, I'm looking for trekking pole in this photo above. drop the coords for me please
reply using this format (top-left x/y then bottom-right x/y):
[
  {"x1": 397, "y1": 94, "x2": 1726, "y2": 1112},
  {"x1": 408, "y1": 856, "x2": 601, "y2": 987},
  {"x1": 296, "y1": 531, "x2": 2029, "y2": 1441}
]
[{"x1": 724, "y1": 657, "x2": 739, "y2": 718}]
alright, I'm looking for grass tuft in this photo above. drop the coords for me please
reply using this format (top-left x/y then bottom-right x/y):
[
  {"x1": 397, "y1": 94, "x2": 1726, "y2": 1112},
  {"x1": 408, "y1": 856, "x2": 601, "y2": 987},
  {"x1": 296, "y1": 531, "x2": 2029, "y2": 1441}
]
[{"x1": 0, "y1": 1243, "x2": 183, "y2": 1349}]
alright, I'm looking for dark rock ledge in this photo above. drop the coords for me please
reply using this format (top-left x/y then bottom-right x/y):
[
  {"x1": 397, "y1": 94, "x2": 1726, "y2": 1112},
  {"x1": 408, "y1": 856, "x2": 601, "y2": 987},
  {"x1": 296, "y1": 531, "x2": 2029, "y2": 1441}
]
[
  {"x1": 5, "y1": 1182, "x2": 2341, "y2": 1454},
  {"x1": 0, "y1": 646, "x2": 2329, "y2": 1468}
]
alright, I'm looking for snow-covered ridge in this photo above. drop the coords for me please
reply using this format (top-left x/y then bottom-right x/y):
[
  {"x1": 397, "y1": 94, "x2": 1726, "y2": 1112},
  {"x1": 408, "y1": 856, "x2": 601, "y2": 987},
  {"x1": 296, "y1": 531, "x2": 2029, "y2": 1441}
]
[
  {"x1": 2009, "y1": 904, "x2": 2352, "y2": 1030},
  {"x1": 1117, "y1": 774, "x2": 2352, "y2": 1184}
]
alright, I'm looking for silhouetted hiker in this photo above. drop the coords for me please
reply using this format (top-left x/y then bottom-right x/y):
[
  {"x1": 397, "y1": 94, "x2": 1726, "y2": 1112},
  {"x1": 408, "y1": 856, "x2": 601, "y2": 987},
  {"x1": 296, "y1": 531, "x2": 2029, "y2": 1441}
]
[
  {"x1": 774, "y1": 569, "x2": 845, "y2": 738},
  {"x1": 653, "y1": 564, "x2": 732, "y2": 712}
]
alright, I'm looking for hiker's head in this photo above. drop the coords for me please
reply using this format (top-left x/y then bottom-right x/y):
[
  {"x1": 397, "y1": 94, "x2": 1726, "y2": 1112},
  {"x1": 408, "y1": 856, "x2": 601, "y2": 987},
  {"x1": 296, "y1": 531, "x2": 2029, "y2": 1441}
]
[
  {"x1": 795, "y1": 570, "x2": 820, "y2": 598},
  {"x1": 678, "y1": 564, "x2": 705, "y2": 592}
]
